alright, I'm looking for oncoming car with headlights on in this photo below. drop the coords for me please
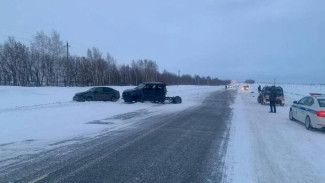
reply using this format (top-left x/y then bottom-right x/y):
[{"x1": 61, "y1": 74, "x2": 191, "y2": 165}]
[
  {"x1": 289, "y1": 93, "x2": 325, "y2": 130},
  {"x1": 241, "y1": 85, "x2": 249, "y2": 91}
]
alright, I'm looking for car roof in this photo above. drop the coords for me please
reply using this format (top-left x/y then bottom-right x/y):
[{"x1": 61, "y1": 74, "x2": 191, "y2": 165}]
[
  {"x1": 314, "y1": 96, "x2": 325, "y2": 99},
  {"x1": 142, "y1": 82, "x2": 165, "y2": 85},
  {"x1": 91, "y1": 86, "x2": 114, "y2": 89},
  {"x1": 301, "y1": 95, "x2": 325, "y2": 101},
  {"x1": 263, "y1": 86, "x2": 282, "y2": 88}
]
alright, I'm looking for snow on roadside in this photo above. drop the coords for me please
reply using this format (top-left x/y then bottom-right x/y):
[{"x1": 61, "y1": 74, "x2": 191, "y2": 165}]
[
  {"x1": 223, "y1": 91, "x2": 256, "y2": 183},
  {"x1": 225, "y1": 85, "x2": 325, "y2": 183},
  {"x1": 0, "y1": 85, "x2": 221, "y2": 165}
]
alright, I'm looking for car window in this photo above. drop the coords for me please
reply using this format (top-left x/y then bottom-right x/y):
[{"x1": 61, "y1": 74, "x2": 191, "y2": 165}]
[
  {"x1": 318, "y1": 99, "x2": 325, "y2": 107},
  {"x1": 88, "y1": 87, "x2": 96, "y2": 92},
  {"x1": 309, "y1": 98, "x2": 314, "y2": 106},
  {"x1": 304, "y1": 97, "x2": 314, "y2": 106},
  {"x1": 103, "y1": 88, "x2": 112, "y2": 93},
  {"x1": 157, "y1": 85, "x2": 164, "y2": 90},
  {"x1": 145, "y1": 84, "x2": 153, "y2": 90},
  {"x1": 95, "y1": 88, "x2": 103, "y2": 93},
  {"x1": 298, "y1": 97, "x2": 307, "y2": 105},
  {"x1": 136, "y1": 84, "x2": 145, "y2": 89}
]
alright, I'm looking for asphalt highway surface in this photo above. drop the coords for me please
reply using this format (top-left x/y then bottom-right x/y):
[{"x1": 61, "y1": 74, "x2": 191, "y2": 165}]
[{"x1": 0, "y1": 89, "x2": 235, "y2": 183}]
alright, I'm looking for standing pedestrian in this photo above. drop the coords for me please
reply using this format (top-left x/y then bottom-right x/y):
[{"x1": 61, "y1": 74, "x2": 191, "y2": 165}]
[
  {"x1": 269, "y1": 86, "x2": 277, "y2": 113},
  {"x1": 258, "y1": 85, "x2": 262, "y2": 93}
]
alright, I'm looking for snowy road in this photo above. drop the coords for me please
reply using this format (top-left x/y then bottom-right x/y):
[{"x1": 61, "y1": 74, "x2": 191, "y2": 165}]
[
  {"x1": 225, "y1": 87, "x2": 325, "y2": 183},
  {"x1": 0, "y1": 90, "x2": 235, "y2": 182},
  {"x1": 0, "y1": 85, "x2": 220, "y2": 165},
  {"x1": 2, "y1": 84, "x2": 325, "y2": 182}
]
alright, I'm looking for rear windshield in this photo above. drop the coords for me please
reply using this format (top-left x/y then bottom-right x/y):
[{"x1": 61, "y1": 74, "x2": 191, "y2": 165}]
[
  {"x1": 88, "y1": 88, "x2": 96, "y2": 91},
  {"x1": 318, "y1": 99, "x2": 325, "y2": 107},
  {"x1": 135, "y1": 84, "x2": 145, "y2": 89},
  {"x1": 265, "y1": 88, "x2": 283, "y2": 94}
]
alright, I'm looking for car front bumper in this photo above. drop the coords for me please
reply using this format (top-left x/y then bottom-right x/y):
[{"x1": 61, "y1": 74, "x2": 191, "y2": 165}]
[{"x1": 73, "y1": 95, "x2": 83, "y2": 101}]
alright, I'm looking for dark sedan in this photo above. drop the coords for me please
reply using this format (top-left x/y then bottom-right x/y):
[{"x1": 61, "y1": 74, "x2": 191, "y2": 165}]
[{"x1": 73, "y1": 87, "x2": 120, "y2": 102}]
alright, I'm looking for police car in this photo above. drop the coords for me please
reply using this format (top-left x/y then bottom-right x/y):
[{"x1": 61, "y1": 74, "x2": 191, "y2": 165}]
[{"x1": 289, "y1": 93, "x2": 325, "y2": 130}]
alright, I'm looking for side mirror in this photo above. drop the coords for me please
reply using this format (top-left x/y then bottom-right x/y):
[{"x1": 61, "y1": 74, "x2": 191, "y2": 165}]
[{"x1": 293, "y1": 101, "x2": 297, "y2": 104}]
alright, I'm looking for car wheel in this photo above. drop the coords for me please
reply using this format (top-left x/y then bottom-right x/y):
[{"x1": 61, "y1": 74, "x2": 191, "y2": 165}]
[
  {"x1": 305, "y1": 116, "x2": 313, "y2": 130},
  {"x1": 160, "y1": 98, "x2": 165, "y2": 104},
  {"x1": 86, "y1": 97, "x2": 92, "y2": 102},
  {"x1": 123, "y1": 98, "x2": 131, "y2": 103},
  {"x1": 111, "y1": 96, "x2": 117, "y2": 102},
  {"x1": 289, "y1": 109, "x2": 295, "y2": 121},
  {"x1": 173, "y1": 96, "x2": 182, "y2": 104},
  {"x1": 138, "y1": 96, "x2": 144, "y2": 103}
]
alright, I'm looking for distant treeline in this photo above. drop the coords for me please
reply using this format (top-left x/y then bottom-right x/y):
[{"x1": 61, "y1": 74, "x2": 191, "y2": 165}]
[
  {"x1": 245, "y1": 79, "x2": 255, "y2": 84},
  {"x1": 0, "y1": 31, "x2": 230, "y2": 87}
]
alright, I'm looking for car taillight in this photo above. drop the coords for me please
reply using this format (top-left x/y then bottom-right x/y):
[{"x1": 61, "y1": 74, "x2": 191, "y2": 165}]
[{"x1": 317, "y1": 111, "x2": 325, "y2": 118}]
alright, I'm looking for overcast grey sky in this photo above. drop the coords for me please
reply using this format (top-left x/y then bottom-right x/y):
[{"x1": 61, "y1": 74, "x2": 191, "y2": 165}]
[{"x1": 1, "y1": 0, "x2": 324, "y2": 83}]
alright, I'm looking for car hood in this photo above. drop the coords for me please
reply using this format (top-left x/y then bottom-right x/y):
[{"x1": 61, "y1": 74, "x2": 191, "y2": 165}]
[
  {"x1": 75, "y1": 91, "x2": 89, "y2": 96},
  {"x1": 123, "y1": 88, "x2": 137, "y2": 93}
]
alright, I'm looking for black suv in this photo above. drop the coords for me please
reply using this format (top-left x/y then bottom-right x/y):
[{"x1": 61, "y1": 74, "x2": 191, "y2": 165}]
[
  {"x1": 122, "y1": 82, "x2": 167, "y2": 103},
  {"x1": 73, "y1": 87, "x2": 120, "y2": 102},
  {"x1": 258, "y1": 86, "x2": 285, "y2": 106}
]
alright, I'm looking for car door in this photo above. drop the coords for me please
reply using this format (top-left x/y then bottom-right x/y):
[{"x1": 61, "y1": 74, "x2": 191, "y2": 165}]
[
  {"x1": 143, "y1": 84, "x2": 154, "y2": 101},
  {"x1": 155, "y1": 84, "x2": 165, "y2": 100},
  {"x1": 264, "y1": 87, "x2": 271, "y2": 103},
  {"x1": 305, "y1": 97, "x2": 317, "y2": 124},
  {"x1": 296, "y1": 97, "x2": 307, "y2": 122},
  {"x1": 93, "y1": 87, "x2": 104, "y2": 101},
  {"x1": 103, "y1": 88, "x2": 113, "y2": 101},
  {"x1": 301, "y1": 97, "x2": 313, "y2": 121}
]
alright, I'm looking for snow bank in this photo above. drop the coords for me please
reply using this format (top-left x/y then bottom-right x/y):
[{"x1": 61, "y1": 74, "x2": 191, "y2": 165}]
[{"x1": 0, "y1": 85, "x2": 220, "y2": 164}]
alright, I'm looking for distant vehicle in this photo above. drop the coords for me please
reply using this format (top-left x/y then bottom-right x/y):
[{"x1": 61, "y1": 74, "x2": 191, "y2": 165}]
[
  {"x1": 257, "y1": 86, "x2": 285, "y2": 106},
  {"x1": 289, "y1": 93, "x2": 325, "y2": 130},
  {"x1": 242, "y1": 85, "x2": 249, "y2": 91},
  {"x1": 122, "y1": 82, "x2": 182, "y2": 104},
  {"x1": 225, "y1": 85, "x2": 233, "y2": 89},
  {"x1": 73, "y1": 87, "x2": 120, "y2": 102}
]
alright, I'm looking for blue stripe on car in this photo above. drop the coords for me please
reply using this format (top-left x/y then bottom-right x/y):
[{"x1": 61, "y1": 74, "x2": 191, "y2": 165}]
[{"x1": 292, "y1": 105, "x2": 318, "y2": 115}]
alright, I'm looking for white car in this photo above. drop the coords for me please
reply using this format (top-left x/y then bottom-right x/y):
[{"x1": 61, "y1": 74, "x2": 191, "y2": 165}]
[{"x1": 289, "y1": 93, "x2": 325, "y2": 130}]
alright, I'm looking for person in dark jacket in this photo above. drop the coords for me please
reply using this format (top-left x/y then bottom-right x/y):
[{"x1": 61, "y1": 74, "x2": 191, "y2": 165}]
[
  {"x1": 269, "y1": 86, "x2": 277, "y2": 113},
  {"x1": 258, "y1": 85, "x2": 262, "y2": 93}
]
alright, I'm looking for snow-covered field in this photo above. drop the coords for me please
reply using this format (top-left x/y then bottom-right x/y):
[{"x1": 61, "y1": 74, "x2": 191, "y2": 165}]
[
  {"x1": 225, "y1": 84, "x2": 325, "y2": 183},
  {"x1": 0, "y1": 85, "x2": 221, "y2": 165},
  {"x1": 2, "y1": 82, "x2": 325, "y2": 181}
]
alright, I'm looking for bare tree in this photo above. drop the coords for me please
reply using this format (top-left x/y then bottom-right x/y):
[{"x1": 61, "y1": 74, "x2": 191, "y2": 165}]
[{"x1": 0, "y1": 30, "x2": 230, "y2": 87}]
